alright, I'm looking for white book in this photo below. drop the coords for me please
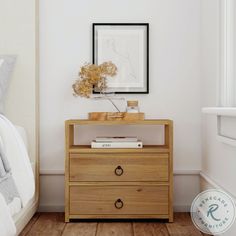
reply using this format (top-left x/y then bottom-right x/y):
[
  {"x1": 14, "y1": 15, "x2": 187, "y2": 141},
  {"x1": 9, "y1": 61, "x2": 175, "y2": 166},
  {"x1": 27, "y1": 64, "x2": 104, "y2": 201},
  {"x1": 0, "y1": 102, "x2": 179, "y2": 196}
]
[
  {"x1": 95, "y1": 136, "x2": 138, "y2": 142},
  {"x1": 91, "y1": 140, "x2": 143, "y2": 149}
]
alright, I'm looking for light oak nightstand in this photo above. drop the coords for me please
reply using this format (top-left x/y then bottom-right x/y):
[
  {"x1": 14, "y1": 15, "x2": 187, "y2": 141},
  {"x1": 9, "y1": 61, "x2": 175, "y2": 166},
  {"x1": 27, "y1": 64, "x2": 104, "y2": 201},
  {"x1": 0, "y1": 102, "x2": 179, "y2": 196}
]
[{"x1": 65, "y1": 119, "x2": 173, "y2": 222}]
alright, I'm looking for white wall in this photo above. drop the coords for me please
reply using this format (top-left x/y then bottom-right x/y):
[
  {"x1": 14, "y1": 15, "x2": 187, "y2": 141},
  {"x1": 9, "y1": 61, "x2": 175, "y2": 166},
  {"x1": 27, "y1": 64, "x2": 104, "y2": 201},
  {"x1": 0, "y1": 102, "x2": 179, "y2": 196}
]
[
  {"x1": 201, "y1": 0, "x2": 236, "y2": 235},
  {"x1": 0, "y1": 0, "x2": 38, "y2": 163},
  {"x1": 39, "y1": 0, "x2": 202, "y2": 211},
  {"x1": 201, "y1": 0, "x2": 236, "y2": 199}
]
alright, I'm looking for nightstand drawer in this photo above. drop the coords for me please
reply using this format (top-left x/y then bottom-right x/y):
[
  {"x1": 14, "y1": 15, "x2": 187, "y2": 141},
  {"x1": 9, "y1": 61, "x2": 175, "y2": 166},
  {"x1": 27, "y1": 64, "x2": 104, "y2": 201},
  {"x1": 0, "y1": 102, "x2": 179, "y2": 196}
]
[
  {"x1": 69, "y1": 153, "x2": 169, "y2": 182},
  {"x1": 69, "y1": 185, "x2": 168, "y2": 215}
]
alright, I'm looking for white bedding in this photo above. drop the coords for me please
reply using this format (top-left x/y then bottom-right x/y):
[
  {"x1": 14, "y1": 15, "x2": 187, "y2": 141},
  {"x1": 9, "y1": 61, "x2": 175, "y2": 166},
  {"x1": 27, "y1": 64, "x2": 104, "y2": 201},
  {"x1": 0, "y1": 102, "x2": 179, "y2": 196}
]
[
  {"x1": 0, "y1": 115, "x2": 35, "y2": 236},
  {"x1": 0, "y1": 194, "x2": 16, "y2": 236},
  {"x1": 5, "y1": 125, "x2": 32, "y2": 218},
  {"x1": 14, "y1": 126, "x2": 28, "y2": 153},
  {"x1": 0, "y1": 115, "x2": 35, "y2": 207},
  {"x1": 8, "y1": 197, "x2": 21, "y2": 217}
]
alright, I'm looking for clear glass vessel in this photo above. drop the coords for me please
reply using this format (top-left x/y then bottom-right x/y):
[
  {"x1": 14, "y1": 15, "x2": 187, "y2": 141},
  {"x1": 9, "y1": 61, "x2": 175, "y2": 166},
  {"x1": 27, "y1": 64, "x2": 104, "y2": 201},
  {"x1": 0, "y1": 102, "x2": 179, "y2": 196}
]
[{"x1": 126, "y1": 100, "x2": 139, "y2": 113}]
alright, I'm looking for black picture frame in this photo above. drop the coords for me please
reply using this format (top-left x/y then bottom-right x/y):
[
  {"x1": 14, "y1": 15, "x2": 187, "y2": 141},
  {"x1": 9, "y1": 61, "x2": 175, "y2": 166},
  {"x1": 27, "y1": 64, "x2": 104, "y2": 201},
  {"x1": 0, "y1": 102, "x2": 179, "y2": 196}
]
[{"x1": 92, "y1": 23, "x2": 149, "y2": 94}]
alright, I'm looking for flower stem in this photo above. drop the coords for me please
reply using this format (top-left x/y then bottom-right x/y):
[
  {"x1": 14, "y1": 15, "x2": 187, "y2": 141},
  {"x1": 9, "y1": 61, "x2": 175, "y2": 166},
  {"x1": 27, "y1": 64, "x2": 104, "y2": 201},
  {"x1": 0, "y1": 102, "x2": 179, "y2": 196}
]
[{"x1": 107, "y1": 97, "x2": 120, "y2": 112}]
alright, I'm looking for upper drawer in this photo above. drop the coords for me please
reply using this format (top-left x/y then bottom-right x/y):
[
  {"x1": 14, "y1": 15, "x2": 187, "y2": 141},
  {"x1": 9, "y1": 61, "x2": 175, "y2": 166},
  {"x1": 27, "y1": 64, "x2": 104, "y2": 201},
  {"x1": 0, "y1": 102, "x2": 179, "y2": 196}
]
[{"x1": 69, "y1": 153, "x2": 169, "y2": 182}]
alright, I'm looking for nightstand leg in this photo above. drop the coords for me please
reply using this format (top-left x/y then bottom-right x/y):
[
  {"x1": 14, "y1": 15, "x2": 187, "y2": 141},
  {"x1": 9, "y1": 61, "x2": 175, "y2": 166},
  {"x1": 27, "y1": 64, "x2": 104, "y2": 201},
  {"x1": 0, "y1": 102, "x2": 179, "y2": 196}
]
[
  {"x1": 168, "y1": 214, "x2": 174, "y2": 223},
  {"x1": 65, "y1": 214, "x2": 70, "y2": 223}
]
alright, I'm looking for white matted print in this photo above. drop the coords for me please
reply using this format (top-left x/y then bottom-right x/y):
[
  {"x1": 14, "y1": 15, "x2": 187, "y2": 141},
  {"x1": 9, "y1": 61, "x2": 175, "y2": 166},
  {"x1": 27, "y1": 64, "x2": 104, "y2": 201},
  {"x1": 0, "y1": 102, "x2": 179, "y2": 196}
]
[{"x1": 93, "y1": 24, "x2": 149, "y2": 94}]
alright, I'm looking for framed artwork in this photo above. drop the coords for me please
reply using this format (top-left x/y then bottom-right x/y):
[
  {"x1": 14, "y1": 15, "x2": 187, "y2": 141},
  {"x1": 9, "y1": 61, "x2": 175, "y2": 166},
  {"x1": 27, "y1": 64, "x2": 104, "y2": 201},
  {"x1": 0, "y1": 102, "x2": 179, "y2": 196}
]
[{"x1": 93, "y1": 23, "x2": 149, "y2": 94}]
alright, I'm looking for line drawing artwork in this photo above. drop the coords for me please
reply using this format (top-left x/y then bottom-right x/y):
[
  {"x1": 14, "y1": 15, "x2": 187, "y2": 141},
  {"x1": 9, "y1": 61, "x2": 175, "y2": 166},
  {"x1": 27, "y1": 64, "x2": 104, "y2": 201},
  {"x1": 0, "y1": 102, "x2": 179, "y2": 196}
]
[
  {"x1": 97, "y1": 29, "x2": 144, "y2": 89},
  {"x1": 108, "y1": 37, "x2": 137, "y2": 81},
  {"x1": 93, "y1": 24, "x2": 149, "y2": 94}
]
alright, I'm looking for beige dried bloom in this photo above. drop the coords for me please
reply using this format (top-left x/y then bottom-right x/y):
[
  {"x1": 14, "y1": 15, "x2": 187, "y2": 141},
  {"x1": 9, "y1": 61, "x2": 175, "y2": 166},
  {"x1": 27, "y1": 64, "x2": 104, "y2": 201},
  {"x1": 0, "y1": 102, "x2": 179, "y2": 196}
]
[
  {"x1": 99, "y1": 62, "x2": 117, "y2": 77},
  {"x1": 72, "y1": 79, "x2": 92, "y2": 98},
  {"x1": 72, "y1": 61, "x2": 117, "y2": 98}
]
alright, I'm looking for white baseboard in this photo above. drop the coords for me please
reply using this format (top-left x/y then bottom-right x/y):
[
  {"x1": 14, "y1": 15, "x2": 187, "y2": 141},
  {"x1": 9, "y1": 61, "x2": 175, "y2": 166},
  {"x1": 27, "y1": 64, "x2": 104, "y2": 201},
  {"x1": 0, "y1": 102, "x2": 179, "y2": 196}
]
[
  {"x1": 38, "y1": 204, "x2": 65, "y2": 212},
  {"x1": 40, "y1": 169, "x2": 201, "y2": 176},
  {"x1": 39, "y1": 172, "x2": 236, "y2": 214},
  {"x1": 39, "y1": 170, "x2": 200, "y2": 213},
  {"x1": 38, "y1": 204, "x2": 191, "y2": 213},
  {"x1": 174, "y1": 204, "x2": 191, "y2": 212},
  {"x1": 174, "y1": 169, "x2": 200, "y2": 175},
  {"x1": 40, "y1": 169, "x2": 64, "y2": 175}
]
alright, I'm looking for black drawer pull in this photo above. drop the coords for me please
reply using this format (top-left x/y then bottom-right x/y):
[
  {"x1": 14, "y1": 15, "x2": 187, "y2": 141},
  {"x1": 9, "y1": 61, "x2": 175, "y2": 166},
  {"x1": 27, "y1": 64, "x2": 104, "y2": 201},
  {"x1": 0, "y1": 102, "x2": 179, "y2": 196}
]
[
  {"x1": 114, "y1": 199, "x2": 124, "y2": 209},
  {"x1": 114, "y1": 166, "x2": 123, "y2": 176}
]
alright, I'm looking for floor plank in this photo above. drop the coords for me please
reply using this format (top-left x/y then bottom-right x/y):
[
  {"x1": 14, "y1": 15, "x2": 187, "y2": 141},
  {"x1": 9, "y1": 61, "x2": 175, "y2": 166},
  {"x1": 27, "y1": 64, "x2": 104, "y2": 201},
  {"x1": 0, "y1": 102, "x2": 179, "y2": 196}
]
[
  {"x1": 20, "y1": 213, "x2": 206, "y2": 236},
  {"x1": 19, "y1": 213, "x2": 40, "y2": 236},
  {"x1": 26, "y1": 213, "x2": 66, "y2": 236},
  {"x1": 166, "y1": 213, "x2": 203, "y2": 236},
  {"x1": 133, "y1": 222, "x2": 170, "y2": 236},
  {"x1": 96, "y1": 222, "x2": 133, "y2": 236},
  {"x1": 62, "y1": 222, "x2": 97, "y2": 236}
]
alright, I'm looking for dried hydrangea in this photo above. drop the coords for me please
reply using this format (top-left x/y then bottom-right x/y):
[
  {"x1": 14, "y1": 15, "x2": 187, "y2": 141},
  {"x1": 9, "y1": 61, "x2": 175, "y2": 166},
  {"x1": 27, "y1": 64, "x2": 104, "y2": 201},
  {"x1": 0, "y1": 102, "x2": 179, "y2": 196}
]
[
  {"x1": 72, "y1": 79, "x2": 92, "y2": 98},
  {"x1": 72, "y1": 61, "x2": 117, "y2": 98}
]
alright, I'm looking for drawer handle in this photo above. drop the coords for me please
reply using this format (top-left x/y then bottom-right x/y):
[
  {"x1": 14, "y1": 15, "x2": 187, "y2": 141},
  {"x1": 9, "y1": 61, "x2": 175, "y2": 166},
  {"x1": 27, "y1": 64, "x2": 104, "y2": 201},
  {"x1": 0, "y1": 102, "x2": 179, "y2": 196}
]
[
  {"x1": 114, "y1": 166, "x2": 123, "y2": 176},
  {"x1": 114, "y1": 199, "x2": 124, "y2": 209}
]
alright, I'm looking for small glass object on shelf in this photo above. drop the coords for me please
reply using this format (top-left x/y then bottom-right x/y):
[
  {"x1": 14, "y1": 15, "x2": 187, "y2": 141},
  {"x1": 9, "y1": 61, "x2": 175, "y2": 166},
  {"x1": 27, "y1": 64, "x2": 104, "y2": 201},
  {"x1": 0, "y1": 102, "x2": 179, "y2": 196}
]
[
  {"x1": 126, "y1": 101, "x2": 140, "y2": 113},
  {"x1": 92, "y1": 93, "x2": 125, "y2": 112}
]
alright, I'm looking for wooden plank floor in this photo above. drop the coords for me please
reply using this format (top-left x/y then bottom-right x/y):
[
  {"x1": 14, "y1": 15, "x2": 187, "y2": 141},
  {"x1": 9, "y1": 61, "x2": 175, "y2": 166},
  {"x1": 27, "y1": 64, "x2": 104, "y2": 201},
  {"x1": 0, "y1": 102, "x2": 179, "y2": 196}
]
[{"x1": 20, "y1": 213, "x2": 209, "y2": 236}]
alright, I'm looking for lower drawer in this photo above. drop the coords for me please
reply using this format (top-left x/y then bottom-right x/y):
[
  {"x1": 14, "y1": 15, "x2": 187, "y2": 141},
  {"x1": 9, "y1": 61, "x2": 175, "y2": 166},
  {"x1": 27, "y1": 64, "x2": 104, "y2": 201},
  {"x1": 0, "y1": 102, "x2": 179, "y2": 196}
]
[{"x1": 69, "y1": 185, "x2": 168, "y2": 215}]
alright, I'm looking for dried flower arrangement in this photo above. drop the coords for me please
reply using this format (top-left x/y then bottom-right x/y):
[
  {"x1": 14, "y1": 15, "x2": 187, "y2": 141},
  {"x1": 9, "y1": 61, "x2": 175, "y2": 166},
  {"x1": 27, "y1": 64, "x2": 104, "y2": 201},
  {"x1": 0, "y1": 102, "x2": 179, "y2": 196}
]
[
  {"x1": 72, "y1": 62, "x2": 144, "y2": 120},
  {"x1": 72, "y1": 61, "x2": 117, "y2": 98}
]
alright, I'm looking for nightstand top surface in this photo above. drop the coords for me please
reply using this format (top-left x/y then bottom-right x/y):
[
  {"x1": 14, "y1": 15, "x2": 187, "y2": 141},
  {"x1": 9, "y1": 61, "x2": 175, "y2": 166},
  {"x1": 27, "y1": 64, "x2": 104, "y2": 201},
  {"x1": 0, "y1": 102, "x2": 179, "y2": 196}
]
[{"x1": 65, "y1": 119, "x2": 173, "y2": 125}]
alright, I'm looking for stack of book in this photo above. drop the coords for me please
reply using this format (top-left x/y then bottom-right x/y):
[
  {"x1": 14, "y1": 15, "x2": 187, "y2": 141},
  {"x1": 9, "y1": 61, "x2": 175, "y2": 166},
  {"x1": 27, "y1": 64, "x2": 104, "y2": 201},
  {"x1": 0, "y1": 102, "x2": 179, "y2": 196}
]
[{"x1": 91, "y1": 136, "x2": 143, "y2": 149}]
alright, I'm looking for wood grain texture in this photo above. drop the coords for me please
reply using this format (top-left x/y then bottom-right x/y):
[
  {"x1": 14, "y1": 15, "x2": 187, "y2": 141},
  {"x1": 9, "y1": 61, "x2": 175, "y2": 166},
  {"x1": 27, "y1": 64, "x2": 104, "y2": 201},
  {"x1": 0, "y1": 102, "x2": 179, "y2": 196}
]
[
  {"x1": 69, "y1": 145, "x2": 169, "y2": 153},
  {"x1": 166, "y1": 122, "x2": 173, "y2": 222},
  {"x1": 166, "y1": 213, "x2": 203, "y2": 236},
  {"x1": 69, "y1": 182, "x2": 169, "y2": 186},
  {"x1": 68, "y1": 214, "x2": 169, "y2": 219},
  {"x1": 65, "y1": 123, "x2": 74, "y2": 222},
  {"x1": 62, "y1": 222, "x2": 97, "y2": 236},
  {"x1": 96, "y1": 222, "x2": 133, "y2": 236},
  {"x1": 133, "y1": 222, "x2": 169, "y2": 236},
  {"x1": 19, "y1": 213, "x2": 40, "y2": 236},
  {"x1": 26, "y1": 213, "x2": 66, "y2": 236},
  {"x1": 70, "y1": 185, "x2": 168, "y2": 215},
  {"x1": 20, "y1": 213, "x2": 207, "y2": 235},
  {"x1": 88, "y1": 112, "x2": 145, "y2": 121},
  {"x1": 65, "y1": 119, "x2": 173, "y2": 221},
  {"x1": 66, "y1": 119, "x2": 172, "y2": 125},
  {"x1": 70, "y1": 153, "x2": 169, "y2": 182}
]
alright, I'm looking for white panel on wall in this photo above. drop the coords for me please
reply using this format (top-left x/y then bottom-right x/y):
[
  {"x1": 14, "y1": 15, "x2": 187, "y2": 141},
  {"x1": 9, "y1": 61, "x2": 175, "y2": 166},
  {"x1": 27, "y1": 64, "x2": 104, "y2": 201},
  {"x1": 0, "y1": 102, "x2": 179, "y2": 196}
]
[
  {"x1": 201, "y1": 3, "x2": 236, "y2": 233},
  {"x1": 0, "y1": 0, "x2": 38, "y2": 162},
  {"x1": 40, "y1": 0, "x2": 202, "y2": 209},
  {"x1": 220, "y1": 116, "x2": 236, "y2": 140}
]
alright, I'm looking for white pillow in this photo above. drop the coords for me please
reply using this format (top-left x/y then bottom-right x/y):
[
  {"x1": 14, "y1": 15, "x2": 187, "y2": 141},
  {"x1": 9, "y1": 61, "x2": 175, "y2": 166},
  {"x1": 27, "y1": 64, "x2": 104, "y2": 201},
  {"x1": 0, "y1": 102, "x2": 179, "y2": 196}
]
[{"x1": 0, "y1": 55, "x2": 16, "y2": 114}]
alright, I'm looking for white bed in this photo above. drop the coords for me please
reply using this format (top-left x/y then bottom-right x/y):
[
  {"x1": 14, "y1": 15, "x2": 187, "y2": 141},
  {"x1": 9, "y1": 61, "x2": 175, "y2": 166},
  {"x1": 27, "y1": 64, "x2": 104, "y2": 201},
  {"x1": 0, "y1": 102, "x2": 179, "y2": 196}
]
[
  {"x1": 0, "y1": 122, "x2": 38, "y2": 235},
  {"x1": 12, "y1": 126, "x2": 38, "y2": 235}
]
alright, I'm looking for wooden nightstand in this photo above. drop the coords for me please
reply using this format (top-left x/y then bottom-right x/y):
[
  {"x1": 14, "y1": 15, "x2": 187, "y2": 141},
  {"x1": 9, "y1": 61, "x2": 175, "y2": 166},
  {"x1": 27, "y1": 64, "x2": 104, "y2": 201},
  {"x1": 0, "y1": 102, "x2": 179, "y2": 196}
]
[{"x1": 65, "y1": 119, "x2": 173, "y2": 222}]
